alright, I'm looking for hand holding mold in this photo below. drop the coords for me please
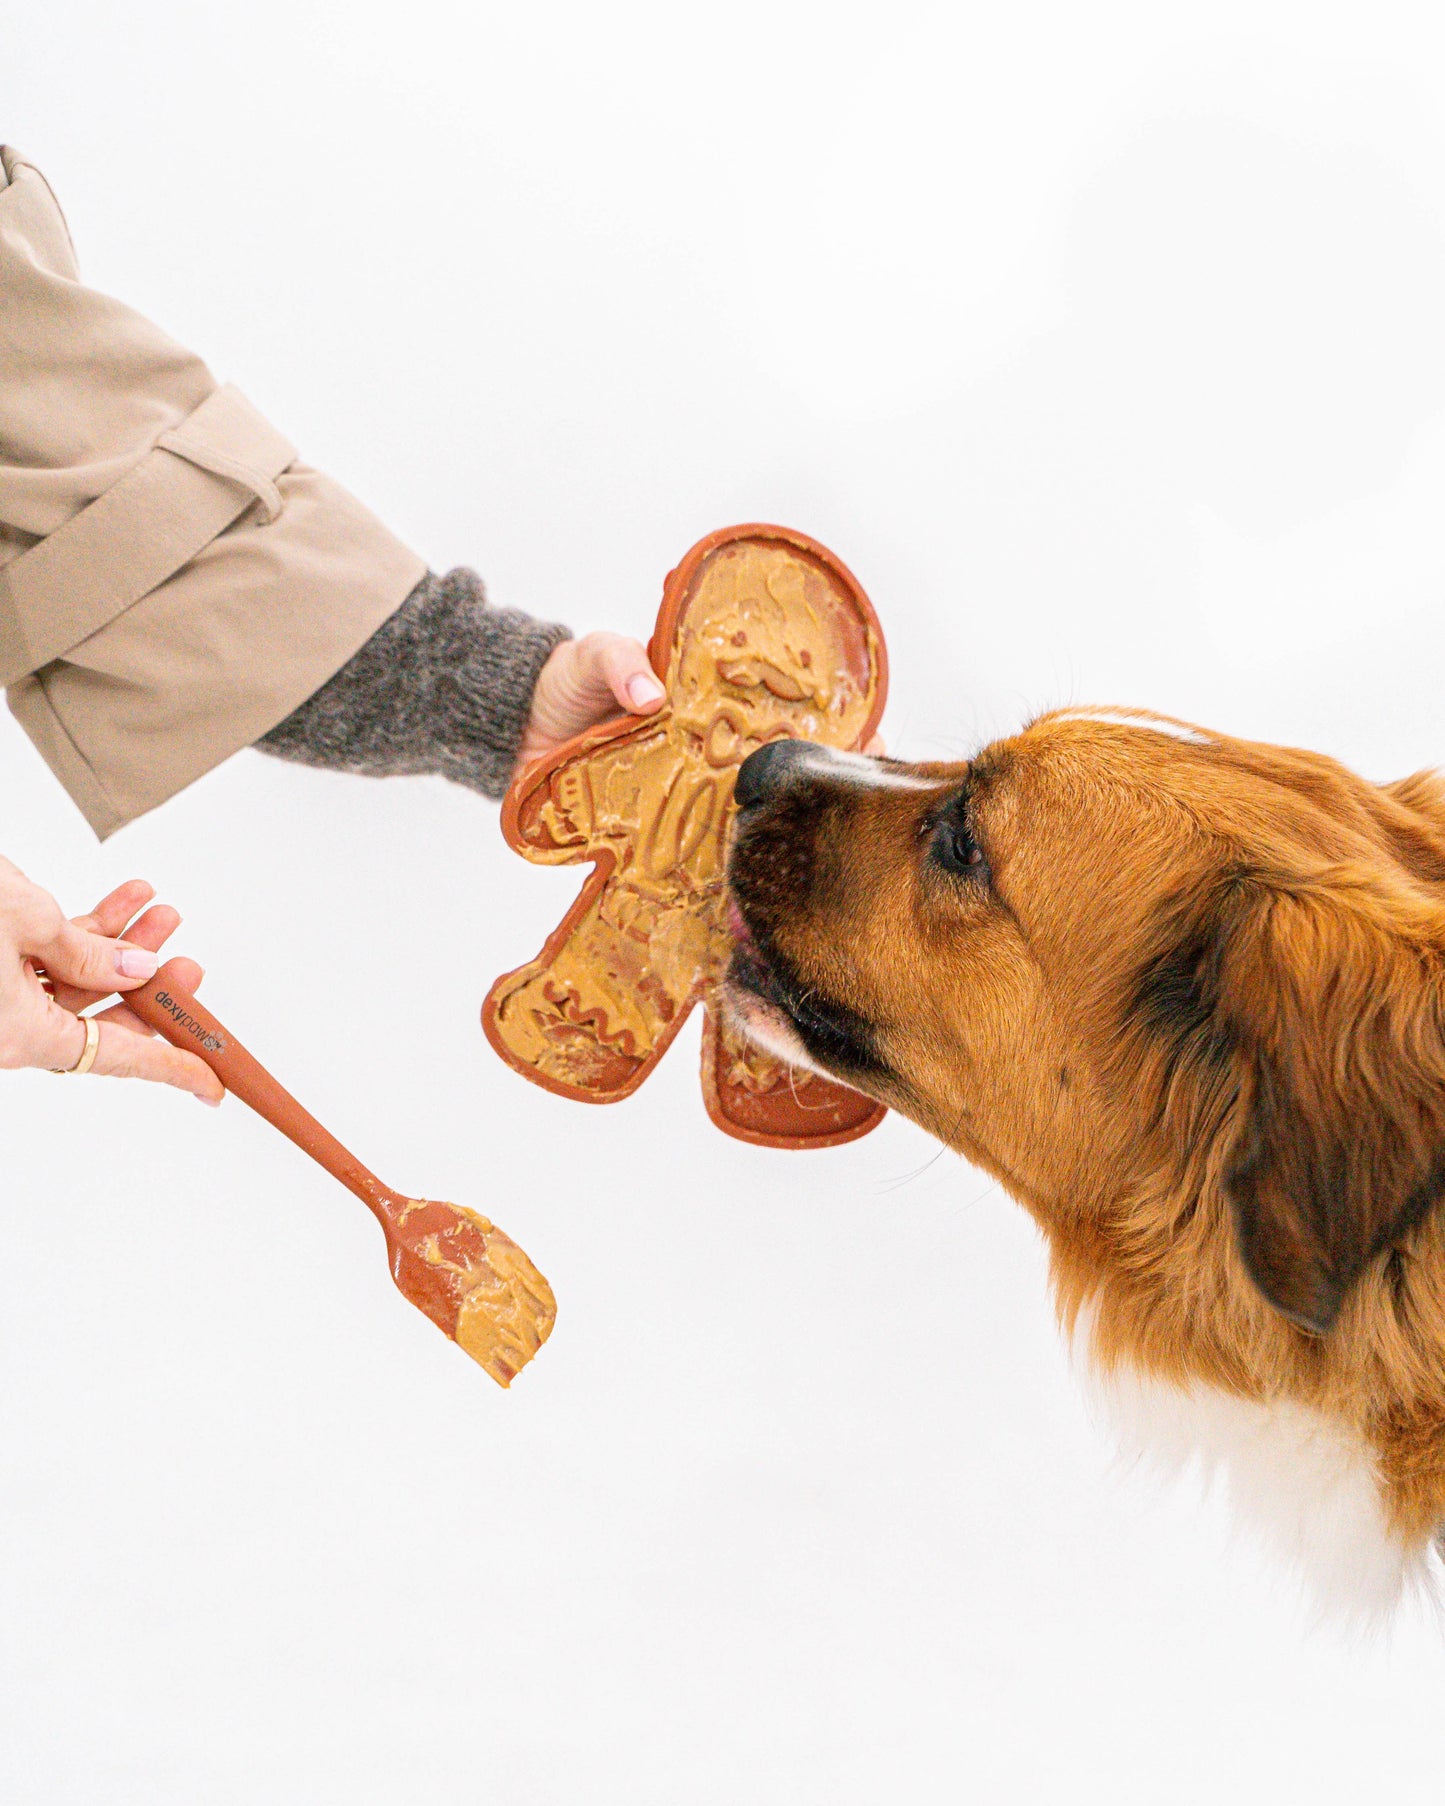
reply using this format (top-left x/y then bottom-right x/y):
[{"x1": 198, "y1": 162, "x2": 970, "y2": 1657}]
[{"x1": 522, "y1": 630, "x2": 667, "y2": 764}]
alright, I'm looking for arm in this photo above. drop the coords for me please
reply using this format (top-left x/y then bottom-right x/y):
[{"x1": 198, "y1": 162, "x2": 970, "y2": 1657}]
[
  {"x1": 0, "y1": 148, "x2": 664, "y2": 828},
  {"x1": 259, "y1": 567, "x2": 666, "y2": 797},
  {"x1": 257, "y1": 566, "x2": 567, "y2": 799},
  {"x1": 0, "y1": 146, "x2": 426, "y2": 838},
  {"x1": 0, "y1": 147, "x2": 665, "y2": 827}
]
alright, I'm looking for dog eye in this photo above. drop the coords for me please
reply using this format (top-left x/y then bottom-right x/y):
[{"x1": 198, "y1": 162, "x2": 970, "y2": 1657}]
[{"x1": 931, "y1": 817, "x2": 987, "y2": 879}]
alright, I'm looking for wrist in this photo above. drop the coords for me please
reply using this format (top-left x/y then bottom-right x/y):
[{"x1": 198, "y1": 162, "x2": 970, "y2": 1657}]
[{"x1": 259, "y1": 568, "x2": 571, "y2": 800}]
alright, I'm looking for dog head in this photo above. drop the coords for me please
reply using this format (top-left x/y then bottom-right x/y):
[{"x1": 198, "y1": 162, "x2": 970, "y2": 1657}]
[{"x1": 725, "y1": 710, "x2": 1445, "y2": 1342}]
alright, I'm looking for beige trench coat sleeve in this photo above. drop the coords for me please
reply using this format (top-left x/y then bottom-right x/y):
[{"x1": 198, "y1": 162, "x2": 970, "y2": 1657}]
[{"x1": 0, "y1": 147, "x2": 427, "y2": 838}]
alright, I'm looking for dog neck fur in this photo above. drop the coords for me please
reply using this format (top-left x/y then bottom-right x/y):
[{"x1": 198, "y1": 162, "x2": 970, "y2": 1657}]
[{"x1": 1069, "y1": 1300, "x2": 1436, "y2": 1621}]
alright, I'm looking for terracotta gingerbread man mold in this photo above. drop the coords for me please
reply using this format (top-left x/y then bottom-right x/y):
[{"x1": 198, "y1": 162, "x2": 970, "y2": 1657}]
[{"x1": 483, "y1": 523, "x2": 889, "y2": 1148}]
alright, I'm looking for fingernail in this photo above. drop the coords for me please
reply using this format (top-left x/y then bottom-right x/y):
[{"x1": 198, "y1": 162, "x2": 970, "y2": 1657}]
[
  {"x1": 199, "y1": 1091, "x2": 223, "y2": 1109},
  {"x1": 115, "y1": 946, "x2": 159, "y2": 980},
  {"x1": 627, "y1": 674, "x2": 665, "y2": 709}
]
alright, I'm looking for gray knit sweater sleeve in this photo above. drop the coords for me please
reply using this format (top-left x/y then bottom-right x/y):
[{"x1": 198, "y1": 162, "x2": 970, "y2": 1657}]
[{"x1": 257, "y1": 567, "x2": 569, "y2": 800}]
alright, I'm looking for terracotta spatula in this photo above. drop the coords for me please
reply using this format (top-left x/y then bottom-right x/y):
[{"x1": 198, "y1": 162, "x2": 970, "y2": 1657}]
[{"x1": 126, "y1": 959, "x2": 556, "y2": 1387}]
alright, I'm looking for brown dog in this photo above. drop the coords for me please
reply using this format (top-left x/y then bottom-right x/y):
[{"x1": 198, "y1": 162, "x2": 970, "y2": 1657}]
[{"x1": 724, "y1": 708, "x2": 1445, "y2": 1610}]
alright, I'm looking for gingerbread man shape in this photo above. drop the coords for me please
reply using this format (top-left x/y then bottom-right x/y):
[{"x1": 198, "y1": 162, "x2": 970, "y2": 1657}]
[{"x1": 483, "y1": 524, "x2": 888, "y2": 1148}]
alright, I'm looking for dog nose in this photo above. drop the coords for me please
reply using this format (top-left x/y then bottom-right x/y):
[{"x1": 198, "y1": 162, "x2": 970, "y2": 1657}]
[{"x1": 734, "y1": 738, "x2": 815, "y2": 811}]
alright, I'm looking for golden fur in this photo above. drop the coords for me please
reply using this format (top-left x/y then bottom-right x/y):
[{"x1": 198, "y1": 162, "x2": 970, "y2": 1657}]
[{"x1": 724, "y1": 712, "x2": 1445, "y2": 1563}]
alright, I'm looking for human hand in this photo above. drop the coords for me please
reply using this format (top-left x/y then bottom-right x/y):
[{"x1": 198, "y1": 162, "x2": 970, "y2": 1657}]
[
  {"x1": 519, "y1": 632, "x2": 666, "y2": 766},
  {"x1": 0, "y1": 863, "x2": 223, "y2": 1103},
  {"x1": 519, "y1": 630, "x2": 886, "y2": 766}
]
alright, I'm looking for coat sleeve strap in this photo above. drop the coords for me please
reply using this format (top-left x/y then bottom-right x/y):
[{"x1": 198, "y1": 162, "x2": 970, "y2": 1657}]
[{"x1": 0, "y1": 383, "x2": 296, "y2": 687}]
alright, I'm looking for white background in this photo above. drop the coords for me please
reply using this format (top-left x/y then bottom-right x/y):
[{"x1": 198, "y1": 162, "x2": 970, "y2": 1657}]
[{"x1": 7, "y1": 2, "x2": 1445, "y2": 1800}]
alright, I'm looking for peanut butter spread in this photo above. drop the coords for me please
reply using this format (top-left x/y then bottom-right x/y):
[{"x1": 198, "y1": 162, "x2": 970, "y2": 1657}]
[
  {"x1": 489, "y1": 538, "x2": 881, "y2": 1098},
  {"x1": 397, "y1": 1198, "x2": 557, "y2": 1387}
]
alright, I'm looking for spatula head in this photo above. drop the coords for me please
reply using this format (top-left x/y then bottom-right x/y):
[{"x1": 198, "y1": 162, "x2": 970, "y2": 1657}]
[{"x1": 385, "y1": 1198, "x2": 557, "y2": 1386}]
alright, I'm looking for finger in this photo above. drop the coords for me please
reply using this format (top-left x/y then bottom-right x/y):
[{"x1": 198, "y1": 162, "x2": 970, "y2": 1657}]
[
  {"x1": 94, "y1": 960, "x2": 204, "y2": 1035},
  {"x1": 87, "y1": 1020, "x2": 224, "y2": 1104},
  {"x1": 23, "y1": 1005, "x2": 89, "y2": 1075},
  {"x1": 28, "y1": 917, "x2": 161, "y2": 996},
  {"x1": 94, "y1": 1002, "x2": 150, "y2": 1035},
  {"x1": 597, "y1": 637, "x2": 665, "y2": 715},
  {"x1": 51, "y1": 904, "x2": 183, "y2": 1014},
  {"x1": 71, "y1": 879, "x2": 156, "y2": 941},
  {"x1": 864, "y1": 734, "x2": 887, "y2": 756},
  {"x1": 156, "y1": 954, "x2": 203, "y2": 994}
]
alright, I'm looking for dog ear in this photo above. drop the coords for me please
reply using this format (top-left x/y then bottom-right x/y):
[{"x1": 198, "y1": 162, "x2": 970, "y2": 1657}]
[
  {"x1": 1142, "y1": 877, "x2": 1445, "y2": 1334},
  {"x1": 1222, "y1": 1053, "x2": 1425, "y2": 1335},
  {"x1": 1227, "y1": 887, "x2": 1445, "y2": 1333}
]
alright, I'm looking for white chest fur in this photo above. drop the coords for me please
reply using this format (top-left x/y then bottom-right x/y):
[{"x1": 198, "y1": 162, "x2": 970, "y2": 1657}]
[{"x1": 1071, "y1": 1326, "x2": 1431, "y2": 1617}]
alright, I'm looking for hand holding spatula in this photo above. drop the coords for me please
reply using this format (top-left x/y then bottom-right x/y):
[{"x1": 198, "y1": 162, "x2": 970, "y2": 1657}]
[{"x1": 26, "y1": 878, "x2": 555, "y2": 1385}]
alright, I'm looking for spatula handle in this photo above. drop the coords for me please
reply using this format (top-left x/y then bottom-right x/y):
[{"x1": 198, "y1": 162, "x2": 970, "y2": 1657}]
[{"x1": 127, "y1": 959, "x2": 389, "y2": 1221}]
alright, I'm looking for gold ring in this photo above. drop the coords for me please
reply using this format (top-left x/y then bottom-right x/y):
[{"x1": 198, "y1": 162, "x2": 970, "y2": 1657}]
[{"x1": 55, "y1": 1015, "x2": 101, "y2": 1077}]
